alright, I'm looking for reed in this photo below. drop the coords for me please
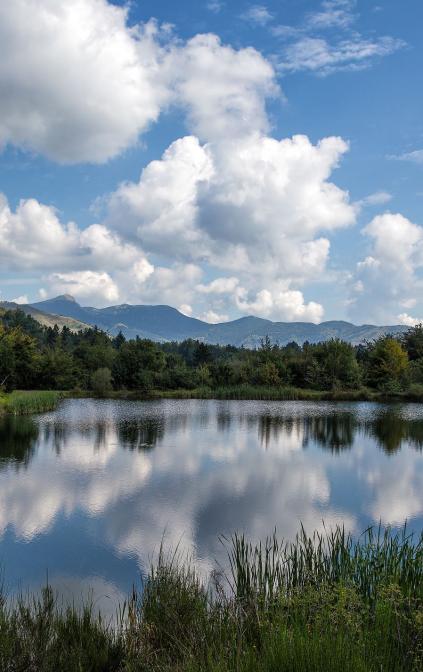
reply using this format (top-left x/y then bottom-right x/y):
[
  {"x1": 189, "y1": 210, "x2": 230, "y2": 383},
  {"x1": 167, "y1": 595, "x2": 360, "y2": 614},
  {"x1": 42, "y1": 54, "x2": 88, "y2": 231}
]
[
  {"x1": 0, "y1": 524, "x2": 421, "y2": 671},
  {"x1": 2, "y1": 390, "x2": 61, "y2": 415}
]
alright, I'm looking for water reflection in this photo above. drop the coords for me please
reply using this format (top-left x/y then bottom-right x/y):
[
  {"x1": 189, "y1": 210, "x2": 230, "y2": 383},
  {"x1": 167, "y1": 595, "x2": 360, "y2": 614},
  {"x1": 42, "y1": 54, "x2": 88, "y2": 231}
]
[
  {"x1": 0, "y1": 416, "x2": 39, "y2": 469},
  {"x1": 0, "y1": 399, "x2": 421, "y2": 610},
  {"x1": 118, "y1": 417, "x2": 165, "y2": 451},
  {"x1": 365, "y1": 411, "x2": 423, "y2": 454}
]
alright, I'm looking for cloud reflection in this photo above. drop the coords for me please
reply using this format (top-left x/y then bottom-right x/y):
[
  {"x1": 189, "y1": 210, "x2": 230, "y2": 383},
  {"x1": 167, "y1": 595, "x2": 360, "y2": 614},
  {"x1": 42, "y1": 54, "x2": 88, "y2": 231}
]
[{"x1": 0, "y1": 399, "x2": 421, "y2": 596}]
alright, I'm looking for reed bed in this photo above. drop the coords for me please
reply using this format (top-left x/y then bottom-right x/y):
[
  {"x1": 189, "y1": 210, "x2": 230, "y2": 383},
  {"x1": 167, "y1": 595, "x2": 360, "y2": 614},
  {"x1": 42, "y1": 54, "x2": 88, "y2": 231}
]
[
  {"x1": 1, "y1": 390, "x2": 61, "y2": 415},
  {"x1": 0, "y1": 524, "x2": 421, "y2": 671}
]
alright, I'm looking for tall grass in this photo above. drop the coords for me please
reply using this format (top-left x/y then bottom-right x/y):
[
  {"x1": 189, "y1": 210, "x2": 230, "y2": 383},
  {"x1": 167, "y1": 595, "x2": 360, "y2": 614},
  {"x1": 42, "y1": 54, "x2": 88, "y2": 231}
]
[
  {"x1": 1, "y1": 390, "x2": 61, "y2": 415},
  {"x1": 0, "y1": 524, "x2": 421, "y2": 671}
]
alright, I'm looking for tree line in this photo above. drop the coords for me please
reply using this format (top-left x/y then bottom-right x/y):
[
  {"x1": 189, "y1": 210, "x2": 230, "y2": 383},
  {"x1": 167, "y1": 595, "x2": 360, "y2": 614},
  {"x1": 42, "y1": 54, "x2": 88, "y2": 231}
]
[{"x1": 1, "y1": 307, "x2": 423, "y2": 396}]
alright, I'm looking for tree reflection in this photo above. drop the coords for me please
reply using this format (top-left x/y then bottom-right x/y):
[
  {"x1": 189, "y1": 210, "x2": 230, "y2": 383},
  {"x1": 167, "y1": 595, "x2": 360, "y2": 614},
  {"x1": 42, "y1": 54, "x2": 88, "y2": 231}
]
[
  {"x1": 0, "y1": 415, "x2": 39, "y2": 469},
  {"x1": 257, "y1": 413, "x2": 356, "y2": 452},
  {"x1": 366, "y1": 412, "x2": 423, "y2": 454},
  {"x1": 302, "y1": 414, "x2": 356, "y2": 452},
  {"x1": 117, "y1": 417, "x2": 165, "y2": 451}
]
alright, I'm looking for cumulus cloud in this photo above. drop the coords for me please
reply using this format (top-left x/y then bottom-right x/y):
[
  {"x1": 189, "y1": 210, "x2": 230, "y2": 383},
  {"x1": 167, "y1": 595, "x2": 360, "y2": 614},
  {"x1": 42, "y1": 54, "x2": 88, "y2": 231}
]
[
  {"x1": 0, "y1": 193, "x2": 146, "y2": 273},
  {"x1": 0, "y1": 1, "x2": 279, "y2": 163},
  {"x1": 105, "y1": 132, "x2": 354, "y2": 320},
  {"x1": 349, "y1": 213, "x2": 423, "y2": 324},
  {"x1": 0, "y1": 0, "x2": 170, "y2": 163},
  {"x1": 0, "y1": 0, "x2": 371, "y2": 320},
  {"x1": 47, "y1": 271, "x2": 119, "y2": 304},
  {"x1": 234, "y1": 286, "x2": 324, "y2": 323},
  {"x1": 165, "y1": 34, "x2": 278, "y2": 143}
]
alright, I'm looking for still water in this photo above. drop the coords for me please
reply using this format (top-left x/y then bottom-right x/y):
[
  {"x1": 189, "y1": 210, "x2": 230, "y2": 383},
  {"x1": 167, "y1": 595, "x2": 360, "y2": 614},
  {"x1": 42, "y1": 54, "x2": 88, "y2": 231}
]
[{"x1": 0, "y1": 398, "x2": 422, "y2": 613}]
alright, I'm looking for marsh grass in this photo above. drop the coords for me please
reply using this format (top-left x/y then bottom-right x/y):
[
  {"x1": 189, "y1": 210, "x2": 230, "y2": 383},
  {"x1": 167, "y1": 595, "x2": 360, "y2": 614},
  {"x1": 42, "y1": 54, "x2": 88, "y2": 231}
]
[
  {"x1": 1, "y1": 390, "x2": 60, "y2": 415},
  {"x1": 0, "y1": 525, "x2": 421, "y2": 671}
]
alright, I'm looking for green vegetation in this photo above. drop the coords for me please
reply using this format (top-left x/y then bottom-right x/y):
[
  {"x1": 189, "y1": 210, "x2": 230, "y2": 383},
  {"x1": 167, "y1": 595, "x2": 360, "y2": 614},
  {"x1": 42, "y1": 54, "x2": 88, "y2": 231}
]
[
  {"x1": 1, "y1": 306, "x2": 423, "y2": 400},
  {"x1": 0, "y1": 525, "x2": 421, "y2": 671},
  {"x1": 0, "y1": 390, "x2": 60, "y2": 415}
]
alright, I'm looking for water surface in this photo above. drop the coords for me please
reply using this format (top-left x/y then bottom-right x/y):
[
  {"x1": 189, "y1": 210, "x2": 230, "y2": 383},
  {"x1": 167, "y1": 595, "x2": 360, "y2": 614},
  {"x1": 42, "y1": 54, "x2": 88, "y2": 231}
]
[{"x1": 0, "y1": 398, "x2": 422, "y2": 614}]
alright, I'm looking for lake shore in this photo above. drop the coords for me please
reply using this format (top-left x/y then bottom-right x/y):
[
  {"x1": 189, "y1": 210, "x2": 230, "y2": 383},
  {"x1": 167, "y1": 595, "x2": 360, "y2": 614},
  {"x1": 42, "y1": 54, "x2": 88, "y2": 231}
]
[
  {"x1": 2, "y1": 384, "x2": 423, "y2": 417},
  {"x1": 0, "y1": 525, "x2": 421, "y2": 672}
]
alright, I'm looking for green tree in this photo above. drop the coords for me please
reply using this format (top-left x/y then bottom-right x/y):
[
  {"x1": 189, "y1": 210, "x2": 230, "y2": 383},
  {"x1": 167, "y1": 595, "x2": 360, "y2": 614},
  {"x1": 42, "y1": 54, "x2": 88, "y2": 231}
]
[
  {"x1": 368, "y1": 337, "x2": 409, "y2": 391},
  {"x1": 91, "y1": 368, "x2": 113, "y2": 396}
]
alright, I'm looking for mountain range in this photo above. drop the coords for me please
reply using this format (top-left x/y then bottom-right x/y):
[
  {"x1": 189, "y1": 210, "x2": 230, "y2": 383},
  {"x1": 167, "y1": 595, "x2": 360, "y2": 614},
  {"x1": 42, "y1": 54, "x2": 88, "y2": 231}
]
[{"x1": 5, "y1": 294, "x2": 407, "y2": 347}]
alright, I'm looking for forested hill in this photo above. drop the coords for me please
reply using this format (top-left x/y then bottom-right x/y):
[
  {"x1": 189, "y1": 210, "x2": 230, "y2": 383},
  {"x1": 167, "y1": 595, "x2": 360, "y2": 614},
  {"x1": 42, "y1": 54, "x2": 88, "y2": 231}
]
[
  {"x1": 29, "y1": 295, "x2": 408, "y2": 346},
  {"x1": 0, "y1": 300, "x2": 89, "y2": 332}
]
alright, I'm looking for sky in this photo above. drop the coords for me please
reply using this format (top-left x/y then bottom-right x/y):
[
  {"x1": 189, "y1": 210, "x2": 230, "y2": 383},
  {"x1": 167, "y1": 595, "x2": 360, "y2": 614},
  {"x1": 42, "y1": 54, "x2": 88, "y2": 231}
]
[{"x1": 0, "y1": 0, "x2": 422, "y2": 326}]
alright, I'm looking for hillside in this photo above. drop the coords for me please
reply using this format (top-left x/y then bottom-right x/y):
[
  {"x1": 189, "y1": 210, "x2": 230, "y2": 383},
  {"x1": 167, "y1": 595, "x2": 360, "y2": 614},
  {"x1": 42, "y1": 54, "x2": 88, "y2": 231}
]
[
  {"x1": 29, "y1": 295, "x2": 408, "y2": 346},
  {"x1": 0, "y1": 300, "x2": 89, "y2": 332}
]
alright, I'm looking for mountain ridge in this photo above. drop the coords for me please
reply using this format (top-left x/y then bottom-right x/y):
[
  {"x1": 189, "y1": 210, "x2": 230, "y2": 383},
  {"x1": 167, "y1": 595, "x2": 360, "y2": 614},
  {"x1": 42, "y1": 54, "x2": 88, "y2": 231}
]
[
  {"x1": 0, "y1": 300, "x2": 90, "y2": 332},
  {"x1": 27, "y1": 295, "x2": 409, "y2": 347}
]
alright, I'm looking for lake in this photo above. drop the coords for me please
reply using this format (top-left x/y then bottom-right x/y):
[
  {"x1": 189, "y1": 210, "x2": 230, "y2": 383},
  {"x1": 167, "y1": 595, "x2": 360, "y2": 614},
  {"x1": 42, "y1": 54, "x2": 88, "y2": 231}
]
[{"x1": 0, "y1": 398, "x2": 422, "y2": 615}]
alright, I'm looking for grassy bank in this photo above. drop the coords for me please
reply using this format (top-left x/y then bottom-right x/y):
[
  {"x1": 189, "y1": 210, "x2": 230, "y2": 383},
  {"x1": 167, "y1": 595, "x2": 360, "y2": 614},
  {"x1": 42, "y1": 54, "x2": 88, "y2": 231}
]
[
  {"x1": 67, "y1": 385, "x2": 379, "y2": 402},
  {"x1": 0, "y1": 525, "x2": 421, "y2": 671},
  {"x1": 0, "y1": 390, "x2": 61, "y2": 415},
  {"x1": 150, "y1": 385, "x2": 378, "y2": 401}
]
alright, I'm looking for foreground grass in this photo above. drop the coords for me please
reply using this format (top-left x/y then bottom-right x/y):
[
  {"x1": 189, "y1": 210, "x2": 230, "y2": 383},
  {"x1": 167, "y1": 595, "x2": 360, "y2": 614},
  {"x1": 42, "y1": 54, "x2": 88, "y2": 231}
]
[
  {"x1": 0, "y1": 390, "x2": 61, "y2": 415},
  {"x1": 0, "y1": 525, "x2": 422, "y2": 671}
]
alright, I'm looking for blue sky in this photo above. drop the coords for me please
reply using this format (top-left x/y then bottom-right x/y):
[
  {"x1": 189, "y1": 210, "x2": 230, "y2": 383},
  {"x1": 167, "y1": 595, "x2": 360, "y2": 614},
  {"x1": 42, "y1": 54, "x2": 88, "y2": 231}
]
[{"x1": 1, "y1": 0, "x2": 422, "y2": 325}]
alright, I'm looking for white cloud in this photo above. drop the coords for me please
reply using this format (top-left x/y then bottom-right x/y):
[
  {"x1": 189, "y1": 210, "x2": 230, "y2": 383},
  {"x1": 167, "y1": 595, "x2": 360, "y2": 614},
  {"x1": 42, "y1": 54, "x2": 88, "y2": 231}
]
[
  {"x1": 200, "y1": 310, "x2": 229, "y2": 323},
  {"x1": 0, "y1": 2, "x2": 279, "y2": 162},
  {"x1": 0, "y1": 0, "x2": 170, "y2": 163},
  {"x1": 128, "y1": 263, "x2": 204, "y2": 308},
  {"x1": 358, "y1": 191, "x2": 392, "y2": 207},
  {"x1": 106, "y1": 136, "x2": 214, "y2": 255},
  {"x1": 273, "y1": 0, "x2": 405, "y2": 77},
  {"x1": 197, "y1": 277, "x2": 240, "y2": 294},
  {"x1": 104, "y1": 132, "x2": 354, "y2": 320},
  {"x1": 398, "y1": 313, "x2": 423, "y2": 327},
  {"x1": 279, "y1": 35, "x2": 405, "y2": 76},
  {"x1": 179, "y1": 304, "x2": 193, "y2": 316},
  {"x1": 350, "y1": 213, "x2": 423, "y2": 324},
  {"x1": 235, "y1": 286, "x2": 324, "y2": 323},
  {"x1": 390, "y1": 149, "x2": 423, "y2": 164},
  {"x1": 207, "y1": 1, "x2": 223, "y2": 13},
  {"x1": 306, "y1": 0, "x2": 356, "y2": 30},
  {"x1": 11, "y1": 294, "x2": 29, "y2": 304},
  {"x1": 47, "y1": 271, "x2": 119, "y2": 305},
  {"x1": 0, "y1": 193, "x2": 146, "y2": 273},
  {"x1": 166, "y1": 34, "x2": 279, "y2": 143},
  {"x1": 241, "y1": 5, "x2": 273, "y2": 26}
]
